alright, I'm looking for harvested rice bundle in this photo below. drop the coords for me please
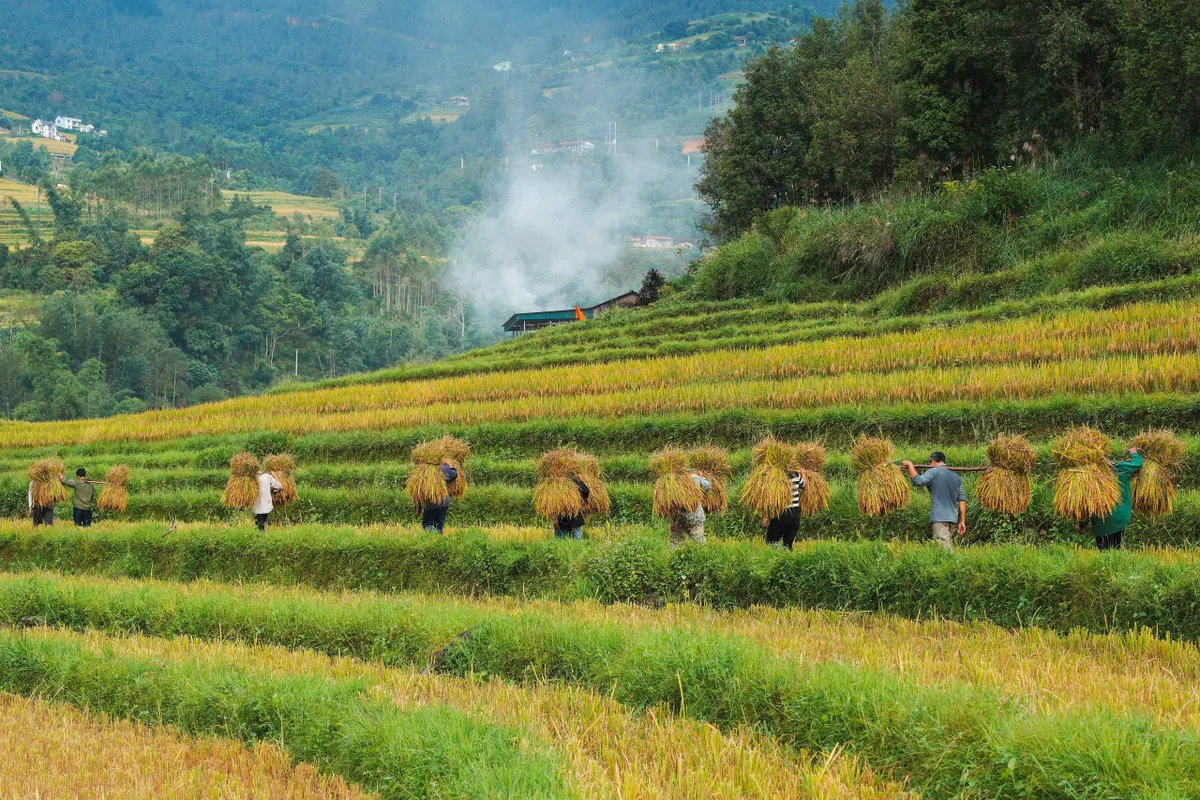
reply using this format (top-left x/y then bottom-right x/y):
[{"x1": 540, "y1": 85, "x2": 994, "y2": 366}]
[
  {"x1": 533, "y1": 449, "x2": 586, "y2": 521},
  {"x1": 690, "y1": 446, "x2": 731, "y2": 514},
  {"x1": 790, "y1": 442, "x2": 830, "y2": 517},
  {"x1": 851, "y1": 436, "x2": 910, "y2": 517},
  {"x1": 1130, "y1": 429, "x2": 1186, "y2": 517},
  {"x1": 407, "y1": 437, "x2": 464, "y2": 506},
  {"x1": 263, "y1": 453, "x2": 298, "y2": 506},
  {"x1": 444, "y1": 458, "x2": 469, "y2": 499},
  {"x1": 976, "y1": 434, "x2": 1036, "y2": 517},
  {"x1": 27, "y1": 458, "x2": 68, "y2": 508},
  {"x1": 651, "y1": 448, "x2": 704, "y2": 519},
  {"x1": 221, "y1": 452, "x2": 261, "y2": 510},
  {"x1": 96, "y1": 465, "x2": 130, "y2": 513},
  {"x1": 411, "y1": 439, "x2": 445, "y2": 466},
  {"x1": 575, "y1": 452, "x2": 611, "y2": 517},
  {"x1": 434, "y1": 435, "x2": 472, "y2": 465},
  {"x1": 1051, "y1": 427, "x2": 1119, "y2": 522},
  {"x1": 740, "y1": 437, "x2": 793, "y2": 518},
  {"x1": 435, "y1": 435, "x2": 471, "y2": 498}
]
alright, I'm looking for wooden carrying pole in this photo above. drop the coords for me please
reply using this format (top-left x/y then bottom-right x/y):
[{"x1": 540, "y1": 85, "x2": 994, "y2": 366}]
[{"x1": 899, "y1": 462, "x2": 988, "y2": 473}]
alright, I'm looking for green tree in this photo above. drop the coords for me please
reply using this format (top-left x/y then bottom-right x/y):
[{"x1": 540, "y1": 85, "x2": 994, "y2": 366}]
[
  {"x1": 638, "y1": 268, "x2": 666, "y2": 305},
  {"x1": 1113, "y1": 0, "x2": 1200, "y2": 156}
]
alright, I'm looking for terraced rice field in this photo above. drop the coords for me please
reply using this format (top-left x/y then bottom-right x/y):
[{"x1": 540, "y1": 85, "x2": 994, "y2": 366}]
[
  {"x1": 0, "y1": 133, "x2": 78, "y2": 156},
  {"x1": 0, "y1": 692, "x2": 370, "y2": 799},
  {"x1": 0, "y1": 291, "x2": 39, "y2": 327},
  {"x1": 2, "y1": 270, "x2": 1199, "y2": 796},
  {"x1": 221, "y1": 189, "x2": 341, "y2": 219}
]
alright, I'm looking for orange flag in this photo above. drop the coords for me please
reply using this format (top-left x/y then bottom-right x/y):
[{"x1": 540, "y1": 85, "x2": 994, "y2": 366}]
[{"x1": 575, "y1": 306, "x2": 585, "y2": 320}]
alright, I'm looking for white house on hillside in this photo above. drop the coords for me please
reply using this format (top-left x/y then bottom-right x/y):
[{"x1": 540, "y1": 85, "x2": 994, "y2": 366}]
[
  {"x1": 54, "y1": 116, "x2": 82, "y2": 130},
  {"x1": 31, "y1": 119, "x2": 67, "y2": 142}
]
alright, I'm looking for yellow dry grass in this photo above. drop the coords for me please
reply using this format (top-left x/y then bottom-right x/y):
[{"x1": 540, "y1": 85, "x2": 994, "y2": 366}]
[
  {"x1": 0, "y1": 691, "x2": 370, "y2": 800},
  {"x1": 27, "y1": 626, "x2": 908, "y2": 800}
]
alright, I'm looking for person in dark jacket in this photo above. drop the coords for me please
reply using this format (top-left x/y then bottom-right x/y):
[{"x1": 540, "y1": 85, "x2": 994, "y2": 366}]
[
  {"x1": 1091, "y1": 448, "x2": 1143, "y2": 550},
  {"x1": 553, "y1": 476, "x2": 590, "y2": 540},
  {"x1": 60, "y1": 468, "x2": 97, "y2": 527},
  {"x1": 421, "y1": 461, "x2": 459, "y2": 534}
]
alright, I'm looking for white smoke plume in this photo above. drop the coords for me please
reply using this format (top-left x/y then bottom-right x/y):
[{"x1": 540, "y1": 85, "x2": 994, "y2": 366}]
[{"x1": 447, "y1": 153, "x2": 671, "y2": 329}]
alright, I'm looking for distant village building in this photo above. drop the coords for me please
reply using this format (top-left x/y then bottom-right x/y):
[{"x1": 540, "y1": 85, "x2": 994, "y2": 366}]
[
  {"x1": 31, "y1": 119, "x2": 66, "y2": 142},
  {"x1": 50, "y1": 115, "x2": 104, "y2": 136},
  {"x1": 733, "y1": 35, "x2": 750, "y2": 46},
  {"x1": 531, "y1": 140, "x2": 595, "y2": 156},
  {"x1": 501, "y1": 291, "x2": 641, "y2": 336},
  {"x1": 448, "y1": 96, "x2": 470, "y2": 108},
  {"x1": 631, "y1": 235, "x2": 675, "y2": 249},
  {"x1": 682, "y1": 139, "x2": 706, "y2": 155}
]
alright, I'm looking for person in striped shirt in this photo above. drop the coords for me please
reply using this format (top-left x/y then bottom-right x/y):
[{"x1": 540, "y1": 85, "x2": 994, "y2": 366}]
[{"x1": 762, "y1": 468, "x2": 807, "y2": 550}]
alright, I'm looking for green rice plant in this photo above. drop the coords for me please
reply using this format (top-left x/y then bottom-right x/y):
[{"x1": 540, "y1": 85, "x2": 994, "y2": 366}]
[{"x1": 4, "y1": 523, "x2": 1200, "y2": 642}]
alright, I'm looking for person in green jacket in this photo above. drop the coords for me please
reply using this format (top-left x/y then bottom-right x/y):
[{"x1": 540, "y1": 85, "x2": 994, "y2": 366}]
[
  {"x1": 60, "y1": 468, "x2": 97, "y2": 528},
  {"x1": 1090, "y1": 448, "x2": 1143, "y2": 550}
]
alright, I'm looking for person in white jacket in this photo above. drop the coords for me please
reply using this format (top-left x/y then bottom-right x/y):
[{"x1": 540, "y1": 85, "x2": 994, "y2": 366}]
[{"x1": 253, "y1": 471, "x2": 283, "y2": 531}]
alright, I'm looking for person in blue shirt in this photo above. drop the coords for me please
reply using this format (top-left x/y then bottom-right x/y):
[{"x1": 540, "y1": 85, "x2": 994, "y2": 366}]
[
  {"x1": 1091, "y1": 448, "x2": 1143, "y2": 550},
  {"x1": 902, "y1": 452, "x2": 967, "y2": 550}
]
